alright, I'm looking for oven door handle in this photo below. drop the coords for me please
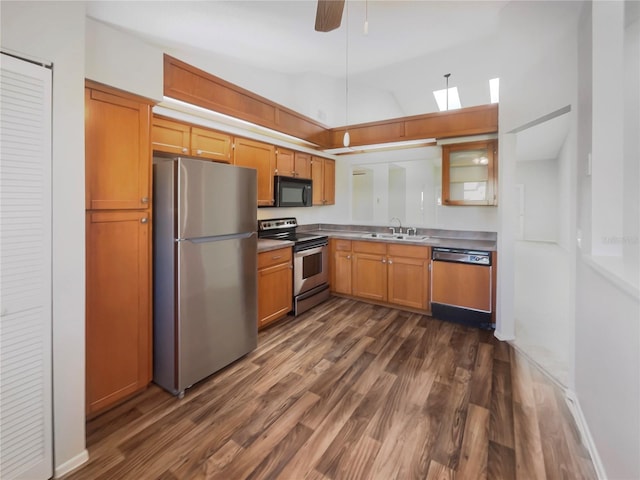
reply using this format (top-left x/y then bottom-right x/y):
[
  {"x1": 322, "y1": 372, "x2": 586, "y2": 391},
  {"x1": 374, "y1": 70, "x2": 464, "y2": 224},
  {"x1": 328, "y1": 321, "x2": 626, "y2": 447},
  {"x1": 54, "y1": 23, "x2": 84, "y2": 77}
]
[{"x1": 294, "y1": 244, "x2": 326, "y2": 257}]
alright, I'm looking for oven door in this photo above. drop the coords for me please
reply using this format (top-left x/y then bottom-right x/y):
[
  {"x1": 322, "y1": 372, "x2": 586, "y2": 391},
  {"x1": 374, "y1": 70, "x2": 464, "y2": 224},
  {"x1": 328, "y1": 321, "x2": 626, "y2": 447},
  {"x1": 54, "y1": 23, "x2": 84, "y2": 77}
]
[{"x1": 294, "y1": 244, "x2": 328, "y2": 296}]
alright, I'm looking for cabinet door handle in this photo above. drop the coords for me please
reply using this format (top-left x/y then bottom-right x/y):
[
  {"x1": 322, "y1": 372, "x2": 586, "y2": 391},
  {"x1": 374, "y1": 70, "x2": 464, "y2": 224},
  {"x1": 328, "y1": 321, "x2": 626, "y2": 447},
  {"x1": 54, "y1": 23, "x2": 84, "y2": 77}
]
[
  {"x1": 140, "y1": 218, "x2": 148, "y2": 224},
  {"x1": 382, "y1": 258, "x2": 386, "y2": 263},
  {"x1": 272, "y1": 255, "x2": 282, "y2": 260},
  {"x1": 289, "y1": 264, "x2": 293, "y2": 269},
  {"x1": 388, "y1": 259, "x2": 393, "y2": 265},
  {"x1": 196, "y1": 149, "x2": 202, "y2": 155},
  {"x1": 141, "y1": 197, "x2": 149, "y2": 204},
  {"x1": 347, "y1": 255, "x2": 351, "y2": 260},
  {"x1": 182, "y1": 147, "x2": 188, "y2": 154}
]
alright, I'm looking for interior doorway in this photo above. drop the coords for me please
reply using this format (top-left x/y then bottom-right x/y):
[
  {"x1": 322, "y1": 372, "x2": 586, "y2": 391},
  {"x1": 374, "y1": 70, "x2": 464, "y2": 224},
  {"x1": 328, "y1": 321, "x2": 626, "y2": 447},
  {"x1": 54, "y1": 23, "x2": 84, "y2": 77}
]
[{"x1": 512, "y1": 107, "x2": 574, "y2": 386}]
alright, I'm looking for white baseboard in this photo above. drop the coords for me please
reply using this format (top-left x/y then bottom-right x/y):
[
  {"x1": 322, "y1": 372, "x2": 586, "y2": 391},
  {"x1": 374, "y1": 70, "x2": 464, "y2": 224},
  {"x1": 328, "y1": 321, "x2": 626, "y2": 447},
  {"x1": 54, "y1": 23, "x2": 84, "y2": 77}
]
[
  {"x1": 493, "y1": 329, "x2": 515, "y2": 342},
  {"x1": 564, "y1": 390, "x2": 607, "y2": 480},
  {"x1": 507, "y1": 342, "x2": 606, "y2": 479},
  {"x1": 54, "y1": 449, "x2": 89, "y2": 478}
]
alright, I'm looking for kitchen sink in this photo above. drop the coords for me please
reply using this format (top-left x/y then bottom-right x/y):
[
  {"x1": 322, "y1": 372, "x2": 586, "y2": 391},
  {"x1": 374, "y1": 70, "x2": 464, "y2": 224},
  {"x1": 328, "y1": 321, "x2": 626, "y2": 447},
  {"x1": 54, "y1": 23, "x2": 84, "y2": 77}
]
[{"x1": 361, "y1": 232, "x2": 431, "y2": 242}]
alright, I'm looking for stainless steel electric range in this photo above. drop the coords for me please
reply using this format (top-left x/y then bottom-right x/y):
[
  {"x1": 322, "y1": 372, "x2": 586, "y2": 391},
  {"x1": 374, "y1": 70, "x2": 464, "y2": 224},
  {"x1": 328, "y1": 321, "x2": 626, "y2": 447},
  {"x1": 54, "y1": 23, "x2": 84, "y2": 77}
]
[{"x1": 258, "y1": 218, "x2": 330, "y2": 316}]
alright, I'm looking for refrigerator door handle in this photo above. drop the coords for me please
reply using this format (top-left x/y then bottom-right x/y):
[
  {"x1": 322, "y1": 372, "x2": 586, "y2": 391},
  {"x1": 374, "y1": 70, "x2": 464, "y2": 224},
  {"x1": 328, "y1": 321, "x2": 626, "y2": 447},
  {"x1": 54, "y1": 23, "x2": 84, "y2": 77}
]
[{"x1": 183, "y1": 232, "x2": 256, "y2": 244}]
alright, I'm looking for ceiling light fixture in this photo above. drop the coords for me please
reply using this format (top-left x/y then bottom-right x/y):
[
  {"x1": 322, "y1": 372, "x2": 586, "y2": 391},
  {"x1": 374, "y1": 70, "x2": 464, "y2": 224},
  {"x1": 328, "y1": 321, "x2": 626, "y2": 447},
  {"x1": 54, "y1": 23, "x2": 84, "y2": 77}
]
[{"x1": 343, "y1": 1, "x2": 350, "y2": 147}]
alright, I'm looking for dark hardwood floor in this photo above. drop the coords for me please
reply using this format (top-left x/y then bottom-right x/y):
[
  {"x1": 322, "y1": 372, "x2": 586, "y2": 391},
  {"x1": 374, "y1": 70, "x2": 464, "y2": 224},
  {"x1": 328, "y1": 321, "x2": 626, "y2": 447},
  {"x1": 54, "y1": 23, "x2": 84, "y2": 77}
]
[{"x1": 63, "y1": 297, "x2": 596, "y2": 479}]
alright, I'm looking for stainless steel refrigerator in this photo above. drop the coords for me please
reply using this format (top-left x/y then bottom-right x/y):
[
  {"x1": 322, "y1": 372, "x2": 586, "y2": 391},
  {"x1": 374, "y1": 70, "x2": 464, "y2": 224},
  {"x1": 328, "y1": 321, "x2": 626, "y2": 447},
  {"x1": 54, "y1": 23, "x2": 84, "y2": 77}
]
[{"x1": 153, "y1": 155, "x2": 258, "y2": 397}]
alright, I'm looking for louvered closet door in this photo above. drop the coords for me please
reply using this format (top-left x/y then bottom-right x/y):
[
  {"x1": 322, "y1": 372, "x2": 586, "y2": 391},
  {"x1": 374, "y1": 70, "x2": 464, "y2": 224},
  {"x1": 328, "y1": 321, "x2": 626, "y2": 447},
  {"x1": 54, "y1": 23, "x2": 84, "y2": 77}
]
[{"x1": 0, "y1": 53, "x2": 53, "y2": 480}]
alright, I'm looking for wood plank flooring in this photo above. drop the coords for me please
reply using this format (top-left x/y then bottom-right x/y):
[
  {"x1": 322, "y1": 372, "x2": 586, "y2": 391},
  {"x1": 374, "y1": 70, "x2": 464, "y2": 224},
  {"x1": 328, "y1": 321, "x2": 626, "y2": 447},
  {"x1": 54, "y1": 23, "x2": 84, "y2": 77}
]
[{"x1": 63, "y1": 297, "x2": 596, "y2": 480}]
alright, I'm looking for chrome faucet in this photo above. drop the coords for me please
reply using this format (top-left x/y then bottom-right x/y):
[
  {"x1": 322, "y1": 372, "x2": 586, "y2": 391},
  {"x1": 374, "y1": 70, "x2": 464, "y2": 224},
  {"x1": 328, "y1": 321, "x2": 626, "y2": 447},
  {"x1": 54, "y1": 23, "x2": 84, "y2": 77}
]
[
  {"x1": 406, "y1": 227, "x2": 417, "y2": 236},
  {"x1": 390, "y1": 217, "x2": 402, "y2": 234}
]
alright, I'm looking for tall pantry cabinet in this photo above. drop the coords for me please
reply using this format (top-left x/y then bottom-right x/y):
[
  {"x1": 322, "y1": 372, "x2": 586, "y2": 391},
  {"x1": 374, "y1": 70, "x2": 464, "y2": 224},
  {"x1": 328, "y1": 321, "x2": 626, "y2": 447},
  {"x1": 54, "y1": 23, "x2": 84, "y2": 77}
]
[{"x1": 85, "y1": 81, "x2": 153, "y2": 416}]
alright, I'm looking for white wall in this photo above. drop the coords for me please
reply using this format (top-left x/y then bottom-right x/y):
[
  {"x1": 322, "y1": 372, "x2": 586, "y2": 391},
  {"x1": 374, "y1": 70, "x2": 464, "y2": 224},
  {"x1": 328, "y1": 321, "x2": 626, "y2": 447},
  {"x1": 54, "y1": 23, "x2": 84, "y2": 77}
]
[
  {"x1": 557, "y1": 127, "x2": 574, "y2": 252},
  {"x1": 575, "y1": 261, "x2": 639, "y2": 479},
  {"x1": 1, "y1": 1, "x2": 88, "y2": 476},
  {"x1": 574, "y1": 2, "x2": 640, "y2": 478},
  {"x1": 515, "y1": 159, "x2": 559, "y2": 242},
  {"x1": 496, "y1": 0, "x2": 580, "y2": 338},
  {"x1": 342, "y1": 147, "x2": 498, "y2": 232},
  {"x1": 86, "y1": 18, "x2": 163, "y2": 101},
  {"x1": 352, "y1": 170, "x2": 374, "y2": 221}
]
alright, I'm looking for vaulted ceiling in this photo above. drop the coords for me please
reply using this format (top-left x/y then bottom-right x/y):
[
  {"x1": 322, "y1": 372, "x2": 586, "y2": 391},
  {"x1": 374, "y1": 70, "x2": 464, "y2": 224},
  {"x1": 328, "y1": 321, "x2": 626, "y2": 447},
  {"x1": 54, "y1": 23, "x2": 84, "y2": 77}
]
[{"x1": 87, "y1": 1, "x2": 507, "y2": 125}]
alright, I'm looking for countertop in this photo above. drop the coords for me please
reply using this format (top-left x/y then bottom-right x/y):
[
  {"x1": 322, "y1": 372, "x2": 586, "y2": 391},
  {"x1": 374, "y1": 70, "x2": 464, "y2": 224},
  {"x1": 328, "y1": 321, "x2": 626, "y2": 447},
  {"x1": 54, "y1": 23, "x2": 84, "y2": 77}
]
[
  {"x1": 258, "y1": 238, "x2": 294, "y2": 253},
  {"x1": 314, "y1": 230, "x2": 497, "y2": 251},
  {"x1": 258, "y1": 227, "x2": 497, "y2": 253}
]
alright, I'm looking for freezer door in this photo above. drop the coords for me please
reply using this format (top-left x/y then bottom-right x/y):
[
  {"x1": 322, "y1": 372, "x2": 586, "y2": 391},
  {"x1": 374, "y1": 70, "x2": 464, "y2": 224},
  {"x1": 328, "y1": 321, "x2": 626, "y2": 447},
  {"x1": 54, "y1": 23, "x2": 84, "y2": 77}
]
[
  {"x1": 177, "y1": 233, "x2": 257, "y2": 392},
  {"x1": 178, "y1": 157, "x2": 257, "y2": 239}
]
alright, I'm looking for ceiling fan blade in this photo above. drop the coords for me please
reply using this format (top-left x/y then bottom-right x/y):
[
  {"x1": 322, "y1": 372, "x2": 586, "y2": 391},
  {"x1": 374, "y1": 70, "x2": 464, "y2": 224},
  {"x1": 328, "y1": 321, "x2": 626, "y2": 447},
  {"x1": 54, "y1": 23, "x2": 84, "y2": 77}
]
[{"x1": 315, "y1": 0, "x2": 345, "y2": 32}]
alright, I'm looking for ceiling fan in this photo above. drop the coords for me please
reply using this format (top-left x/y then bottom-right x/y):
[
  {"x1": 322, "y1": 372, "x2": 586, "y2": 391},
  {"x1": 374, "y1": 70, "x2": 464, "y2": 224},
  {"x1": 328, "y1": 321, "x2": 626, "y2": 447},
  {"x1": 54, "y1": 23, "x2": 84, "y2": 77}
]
[{"x1": 315, "y1": 0, "x2": 346, "y2": 32}]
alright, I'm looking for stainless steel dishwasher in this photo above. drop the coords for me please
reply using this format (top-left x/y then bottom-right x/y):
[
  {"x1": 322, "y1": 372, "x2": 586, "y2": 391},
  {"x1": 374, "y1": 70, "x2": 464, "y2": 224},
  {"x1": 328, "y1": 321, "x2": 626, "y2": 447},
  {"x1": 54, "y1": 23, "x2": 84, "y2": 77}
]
[{"x1": 430, "y1": 247, "x2": 494, "y2": 329}]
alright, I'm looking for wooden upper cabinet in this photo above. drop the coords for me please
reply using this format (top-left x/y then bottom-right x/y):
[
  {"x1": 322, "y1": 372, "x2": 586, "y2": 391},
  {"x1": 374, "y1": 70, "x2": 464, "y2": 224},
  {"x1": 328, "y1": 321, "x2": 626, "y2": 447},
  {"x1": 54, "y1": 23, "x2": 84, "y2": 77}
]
[
  {"x1": 275, "y1": 148, "x2": 312, "y2": 179},
  {"x1": 151, "y1": 116, "x2": 190, "y2": 155},
  {"x1": 152, "y1": 116, "x2": 232, "y2": 163},
  {"x1": 275, "y1": 147, "x2": 295, "y2": 177},
  {"x1": 311, "y1": 157, "x2": 335, "y2": 206},
  {"x1": 190, "y1": 127, "x2": 232, "y2": 163},
  {"x1": 233, "y1": 137, "x2": 276, "y2": 206},
  {"x1": 85, "y1": 86, "x2": 151, "y2": 210},
  {"x1": 323, "y1": 159, "x2": 335, "y2": 204},
  {"x1": 442, "y1": 139, "x2": 497, "y2": 206},
  {"x1": 294, "y1": 152, "x2": 312, "y2": 179}
]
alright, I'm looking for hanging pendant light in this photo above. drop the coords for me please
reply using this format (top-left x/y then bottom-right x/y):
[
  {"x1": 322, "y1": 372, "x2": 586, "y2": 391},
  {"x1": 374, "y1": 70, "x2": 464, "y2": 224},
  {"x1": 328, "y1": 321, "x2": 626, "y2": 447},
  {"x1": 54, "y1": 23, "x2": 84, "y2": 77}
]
[
  {"x1": 364, "y1": 0, "x2": 369, "y2": 35},
  {"x1": 343, "y1": 0, "x2": 350, "y2": 147}
]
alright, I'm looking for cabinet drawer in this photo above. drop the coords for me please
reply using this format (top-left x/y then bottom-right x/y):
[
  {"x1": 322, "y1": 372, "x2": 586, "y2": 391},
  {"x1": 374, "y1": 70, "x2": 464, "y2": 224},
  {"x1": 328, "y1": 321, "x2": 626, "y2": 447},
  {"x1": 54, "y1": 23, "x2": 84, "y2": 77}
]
[
  {"x1": 353, "y1": 240, "x2": 387, "y2": 255},
  {"x1": 333, "y1": 239, "x2": 352, "y2": 251},
  {"x1": 387, "y1": 243, "x2": 430, "y2": 258},
  {"x1": 258, "y1": 247, "x2": 292, "y2": 269}
]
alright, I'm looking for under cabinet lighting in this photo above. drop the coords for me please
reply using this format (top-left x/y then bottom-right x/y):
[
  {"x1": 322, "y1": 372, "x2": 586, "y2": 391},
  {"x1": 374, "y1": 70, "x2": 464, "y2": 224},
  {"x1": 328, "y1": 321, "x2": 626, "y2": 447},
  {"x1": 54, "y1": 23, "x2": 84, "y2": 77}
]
[
  {"x1": 433, "y1": 87, "x2": 461, "y2": 111},
  {"x1": 158, "y1": 96, "x2": 316, "y2": 147},
  {"x1": 324, "y1": 138, "x2": 436, "y2": 155},
  {"x1": 490, "y1": 78, "x2": 500, "y2": 104}
]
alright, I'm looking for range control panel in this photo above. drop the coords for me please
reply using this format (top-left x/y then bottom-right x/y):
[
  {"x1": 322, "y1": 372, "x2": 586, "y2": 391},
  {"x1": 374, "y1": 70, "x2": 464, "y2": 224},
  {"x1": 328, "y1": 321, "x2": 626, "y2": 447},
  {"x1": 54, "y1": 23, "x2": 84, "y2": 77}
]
[{"x1": 258, "y1": 217, "x2": 298, "y2": 232}]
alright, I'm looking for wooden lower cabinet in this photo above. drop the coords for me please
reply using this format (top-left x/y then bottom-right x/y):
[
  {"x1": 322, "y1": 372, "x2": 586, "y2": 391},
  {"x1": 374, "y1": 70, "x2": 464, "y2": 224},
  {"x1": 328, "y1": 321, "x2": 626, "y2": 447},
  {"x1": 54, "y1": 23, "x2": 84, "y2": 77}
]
[
  {"x1": 85, "y1": 210, "x2": 151, "y2": 416},
  {"x1": 332, "y1": 240, "x2": 430, "y2": 311},
  {"x1": 257, "y1": 247, "x2": 293, "y2": 329},
  {"x1": 387, "y1": 244, "x2": 430, "y2": 310},
  {"x1": 352, "y1": 241, "x2": 388, "y2": 302},
  {"x1": 330, "y1": 239, "x2": 353, "y2": 295}
]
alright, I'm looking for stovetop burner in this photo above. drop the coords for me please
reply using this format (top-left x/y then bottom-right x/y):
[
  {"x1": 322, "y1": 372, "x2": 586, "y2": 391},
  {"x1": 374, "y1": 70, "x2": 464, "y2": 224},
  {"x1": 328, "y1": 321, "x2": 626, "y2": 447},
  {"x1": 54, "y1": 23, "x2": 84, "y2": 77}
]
[{"x1": 258, "y1": 218, "x2": 328, "y2": 251}]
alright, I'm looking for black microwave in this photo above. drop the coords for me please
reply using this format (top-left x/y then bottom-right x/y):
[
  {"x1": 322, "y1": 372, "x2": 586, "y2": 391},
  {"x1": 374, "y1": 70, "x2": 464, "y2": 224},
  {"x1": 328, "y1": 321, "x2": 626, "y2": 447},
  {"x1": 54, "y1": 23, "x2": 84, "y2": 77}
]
[{"x1": 273, "y1": 175, "x2": 313, "y2": 207}]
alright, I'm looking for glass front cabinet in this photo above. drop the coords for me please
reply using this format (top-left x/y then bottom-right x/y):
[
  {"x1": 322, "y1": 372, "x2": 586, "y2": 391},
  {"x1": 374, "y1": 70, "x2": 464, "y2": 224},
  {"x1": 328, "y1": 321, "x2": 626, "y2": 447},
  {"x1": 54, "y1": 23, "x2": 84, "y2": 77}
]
[{"x1": 442, "y1": 139, "x2": 497, "y2": 206}]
